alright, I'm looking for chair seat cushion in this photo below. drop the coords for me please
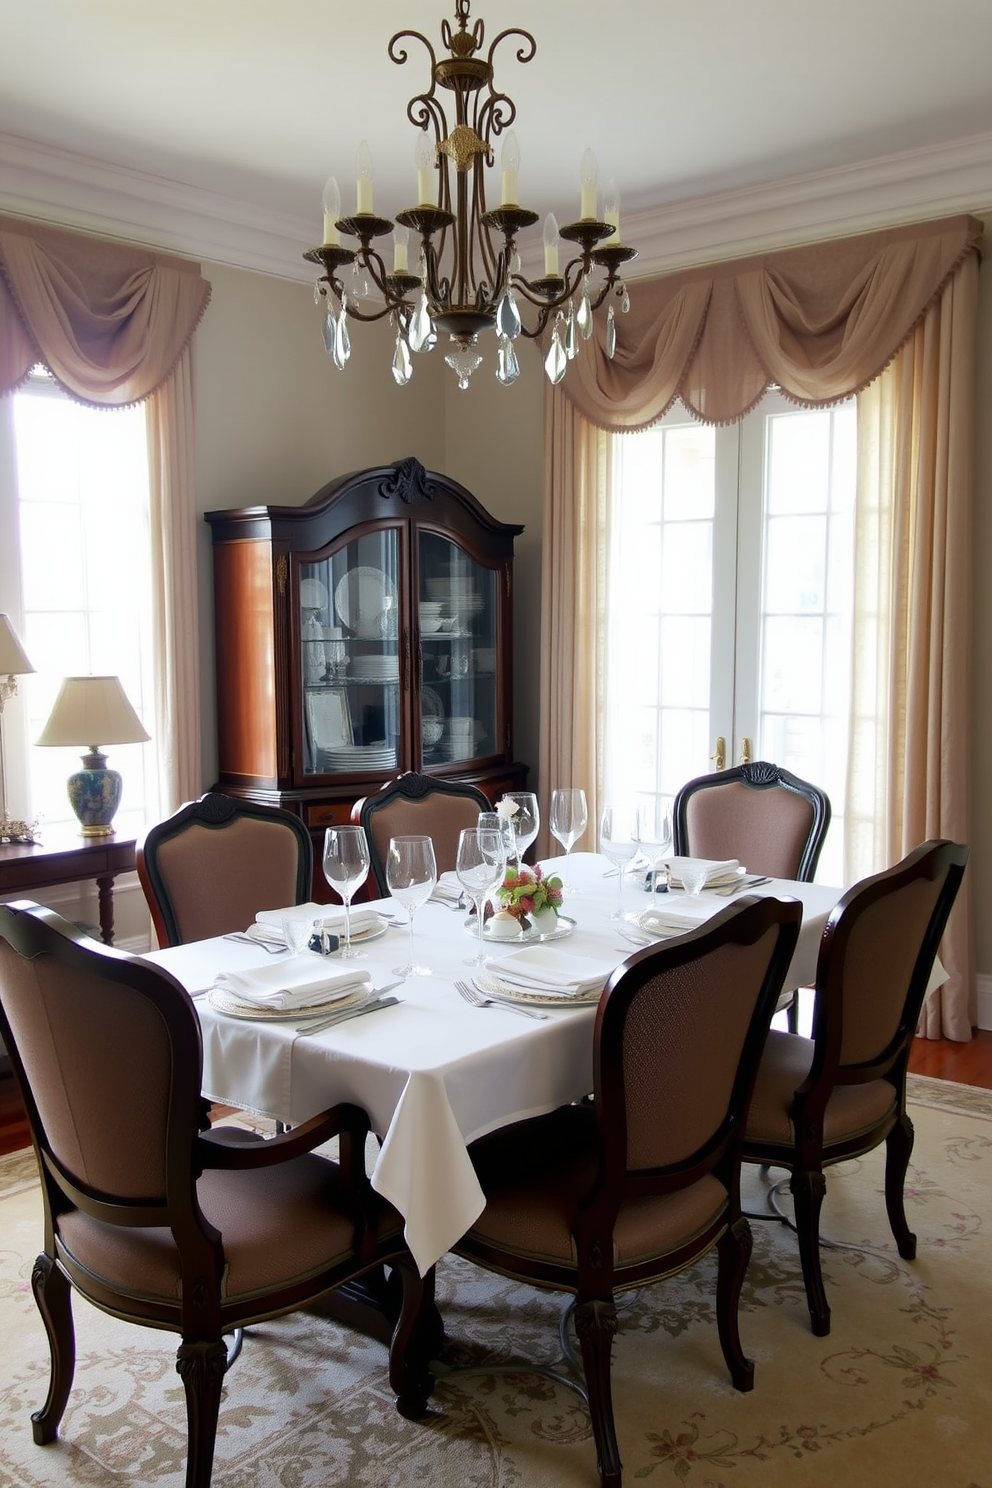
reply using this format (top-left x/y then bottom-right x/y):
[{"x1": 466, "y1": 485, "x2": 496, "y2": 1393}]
[
  {"x1": 463, "y1": 1104, "x2": 727, "y2": 1274},
  {"x1": 58, "y1": 1152, "x2": 403, "y2": 1310},
  {"x1": 745, "y1": 1030, "x2": 898, "y2": 1150}
]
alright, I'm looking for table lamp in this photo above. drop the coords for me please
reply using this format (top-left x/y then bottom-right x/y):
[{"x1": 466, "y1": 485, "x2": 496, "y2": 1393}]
[
  {"x1": 0, "y1": 613, "x2": 36, "y2": 843},
  {"x1": 36, "y1": 675, "x2": 150, "y2": 837}
]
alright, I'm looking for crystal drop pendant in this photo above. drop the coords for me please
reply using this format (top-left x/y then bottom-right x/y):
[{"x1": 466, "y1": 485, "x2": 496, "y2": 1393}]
[
  {"x1": 606, "y1": 303, "x2": 617, "y2": 360},
  {"x1": 409, "y1": 292, "x2": 433, "y2": 353},
  {"x1": 313, "y1": 282, "x2": 323, "y2": 306},
  {"x1": 496, "y1": 335, "x2": 521, "y2": 386},
  {"x1": 497, "y1": 291, "x2": 522, "y2": 340},
  {"x1": 335, "y1": 305, "x2": 351, "y2": 369},
  {"x1": 322, "y1": 311, "x2": 336, "y2": 356},
  {"x1": 392, "y1": 333, "x2": 413, "y2": 386},
  {"x1": 545, "y1": 323, "x2": 568, "y2": 385},
  {"x1": 577, "y1": 292, "x2": 593, "y2": 340},
  {"x1": 565, "y1": 303, "x2": 578, "y2": 360},
  {"x1": 621, "y1": 283, "x2": 631, "y2": 314},
  {"x1": 510, "y1": 248, "x2": 521, "y2": 276},
  {"x1": 444, "y1": 338, "x2": 483, "y2": 389}
]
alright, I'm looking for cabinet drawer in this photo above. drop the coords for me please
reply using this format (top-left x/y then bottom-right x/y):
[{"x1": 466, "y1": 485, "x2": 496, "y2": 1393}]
[{"x1": 306, "y1": 802, "x2": 355, "y2": 828}]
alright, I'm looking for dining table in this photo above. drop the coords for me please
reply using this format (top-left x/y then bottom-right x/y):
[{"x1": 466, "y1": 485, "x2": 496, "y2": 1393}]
[{"x1": 146, "y1": 851, "x2": 847, "y2": 1279}]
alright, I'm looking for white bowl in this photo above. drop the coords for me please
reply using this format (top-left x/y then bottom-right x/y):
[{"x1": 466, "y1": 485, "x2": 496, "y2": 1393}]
[{"x1": 420, "y1": 617, "x2": 442, "y2": 634}]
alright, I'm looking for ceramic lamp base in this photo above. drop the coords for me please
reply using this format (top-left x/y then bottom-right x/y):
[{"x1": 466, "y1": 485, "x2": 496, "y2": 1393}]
[{"x1": 67, "y1": 765, "x2": 122, "y2": 837}]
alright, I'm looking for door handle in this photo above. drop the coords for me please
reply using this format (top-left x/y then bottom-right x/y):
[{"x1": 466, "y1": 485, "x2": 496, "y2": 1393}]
[
  {"x1": 711, "y1": 736, "x2": 726, "y2": 771},
  {"x1": 739, "y1": 737, "x2": 752, "y2": 765}
]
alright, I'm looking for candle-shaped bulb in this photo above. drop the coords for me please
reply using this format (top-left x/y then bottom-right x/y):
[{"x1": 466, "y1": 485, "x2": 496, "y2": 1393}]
[
  {"x1": 543, "y1": 213, "x2": 560, "y2": 278},
  {"x1": 579, "y1": 148, "x2": 598, "y2": 220},
  {"x1": 322, "y1": 175, "x2": 341, "y2": 245},
  {"x1": 415, "y1": 132, "x2": 436, "y2": 206},
  {"x1": 501, "y1": 130, "x2": 520, "y2": 206},
  {"x1": 356, "y1": 140, "x2": 374, "y2": 215},
  {"x1": 393, "y1": 224, "x2": 409, "y2": 274},
  {"x1": 603, "y1": 177, "x2": 620, "y2": 240}
]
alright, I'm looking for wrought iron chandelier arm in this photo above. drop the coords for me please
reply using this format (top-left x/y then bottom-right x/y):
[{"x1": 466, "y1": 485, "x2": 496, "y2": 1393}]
[{"x1": 485, "y1": 27, "x2": 536, "y2": 71}]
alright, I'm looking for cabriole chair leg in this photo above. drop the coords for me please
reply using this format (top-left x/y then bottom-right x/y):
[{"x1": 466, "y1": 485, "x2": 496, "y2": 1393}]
[{"x1": 30, "y1": 1253, "x2": 76, "y2": 1445}]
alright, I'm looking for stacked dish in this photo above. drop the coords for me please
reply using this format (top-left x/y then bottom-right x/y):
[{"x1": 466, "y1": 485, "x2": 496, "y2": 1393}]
[
  {"x1": 351, "y1": 654, "x2": 400, "y2": 682},
  {"x1": 419, "y1": 600, "x2": 444, "y2": 633},
  {"x1": 319, "y1": 742, "x2": 396, "y2": 771},
  {"x1": 425, "y1": 577, "x2": 485, "y2": 615}
]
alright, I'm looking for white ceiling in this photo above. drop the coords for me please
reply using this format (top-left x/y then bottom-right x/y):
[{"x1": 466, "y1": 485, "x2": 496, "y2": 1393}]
[{"x1": 2, "y1": 0, "x2": 992, "y2": 279}]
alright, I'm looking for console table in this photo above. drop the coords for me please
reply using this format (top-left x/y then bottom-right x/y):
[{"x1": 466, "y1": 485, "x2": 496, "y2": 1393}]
[{"x1": 0, "y1": 830, "x2": 137, "y2": 945}]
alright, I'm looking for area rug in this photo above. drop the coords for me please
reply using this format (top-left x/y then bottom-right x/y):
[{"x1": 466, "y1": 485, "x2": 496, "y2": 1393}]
[{"x1": 0, "y1": 1075, "x2": 988, "y2": 1488}]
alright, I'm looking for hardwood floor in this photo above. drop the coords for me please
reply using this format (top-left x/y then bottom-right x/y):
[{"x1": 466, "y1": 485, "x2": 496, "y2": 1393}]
[{"x1": 1, "y1": 1031, "x2": 991, "y2": 1159}]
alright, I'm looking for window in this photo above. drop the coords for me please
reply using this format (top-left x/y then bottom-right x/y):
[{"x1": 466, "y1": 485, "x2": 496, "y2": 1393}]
[
  {"x1": 604, "y1": 393, "x2": 856, "y2": 884},
  {"x1": 1, "y1": 371, "x2": 160, "y2": 837}
]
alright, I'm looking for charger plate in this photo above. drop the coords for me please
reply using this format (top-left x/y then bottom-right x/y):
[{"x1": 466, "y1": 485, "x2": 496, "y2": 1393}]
[
  {"x1": 472, "y1": 970, "x2": 602, "y2": 1008},
  {"x1": 464, "y1": 914, "x2": 576, "y2": 946},
  {"x1": 207, "y1": 985, "x2": 374, "y2": 1021}
]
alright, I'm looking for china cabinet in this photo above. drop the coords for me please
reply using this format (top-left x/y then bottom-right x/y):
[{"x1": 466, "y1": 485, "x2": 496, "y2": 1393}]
[{"x1": 205, "y1": 459, "x2": 527, "y2": 893}]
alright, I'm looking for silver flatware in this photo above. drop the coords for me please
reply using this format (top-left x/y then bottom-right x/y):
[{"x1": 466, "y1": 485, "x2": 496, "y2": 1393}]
[
  {"x1": 222, "y1": 932, "x2": 287, "y2": 953},
  {"x1": 300, "y1": 994, "x2": 402, "y2": 1035},
  {"x1": 455, "y1": 979, "x2": 548, "y2": 1021},
  {"x1": 711, "y1": 875, "x2": 772, "y2": 897}
]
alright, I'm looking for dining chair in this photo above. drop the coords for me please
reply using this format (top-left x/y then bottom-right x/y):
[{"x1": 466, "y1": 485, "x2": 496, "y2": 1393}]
[
  {"x1": 451, "y1": 893, "x2": 803, "y2": 1488},
  {"x1": 353, "y1": 770, "x2": 491, "y2": 895},
  {"x1": 673, "y1": 760, "x2": 831, "y2": 1029},
  {"x1": 0, "y1": 900, "x2": 432, "y2": 1488},
  {"x1": 137, "y1": 792, "x2": 314, "y2": 946},
  {"x1": 743, "y1": 839, "x2": 968, "y2": 1337}
]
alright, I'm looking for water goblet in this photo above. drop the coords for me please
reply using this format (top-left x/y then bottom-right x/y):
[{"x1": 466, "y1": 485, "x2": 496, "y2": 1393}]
[
  {"x1": 322, "y1": 825, "x2": 371, "y2": 959},
  {"x1": 456, "y1": 826, "x2": 507, "y2": 967},
  {"x1": 599, "y1": 804, "x2": 639, "y2": 920},
  {"x1": 281, "y1": 912, "x2": 316, "y2": 956},
  {"x1": 386, "y1": 834, "x2": 438, "y2": 977},
  {"x1": 636, "y1": 801, "x2": 673, "y2": 890},
  {"x1": 679, "y1": 860, "x2": 709, "y2": 898},
  {"x1": 478, "y1": 811, "x2": 517, "y2": 880},
  {"x1": 499, "y1": 791, "x2": 540, "y2": 870},
  {"x1": 549, "y1": 787, "x2": 588, "y2": 892}
]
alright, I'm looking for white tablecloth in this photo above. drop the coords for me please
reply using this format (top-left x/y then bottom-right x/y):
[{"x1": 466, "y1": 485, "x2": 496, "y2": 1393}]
[{"x1": 147, "y1": 854, "x2": 844, "y2": 1275}]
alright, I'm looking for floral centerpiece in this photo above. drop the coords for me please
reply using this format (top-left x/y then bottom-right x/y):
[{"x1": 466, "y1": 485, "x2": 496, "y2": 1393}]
[{"x1": 495, "y1": 863, "x2": 564, "y2": 932}]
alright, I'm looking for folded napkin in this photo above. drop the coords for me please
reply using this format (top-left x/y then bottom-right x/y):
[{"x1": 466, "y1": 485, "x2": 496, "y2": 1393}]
[
  {"x1": 431, "y1": 871, "x2": 465, "y2": 907},
  {"x1": 214, "y1": 955, "x2": 372, "y2": 1010},
  {"x1": 637, "y1": 909, "x2": 702, "y2": 937},
  {"x1": 250, "y1": 903, "x2": 385, "y2": 944},
  {"x1": 664, "y1": 857, "x2": 741, "y2": 888},
  {"x1": 483, "y1": 946, "x2": 615, "y2": 999}
]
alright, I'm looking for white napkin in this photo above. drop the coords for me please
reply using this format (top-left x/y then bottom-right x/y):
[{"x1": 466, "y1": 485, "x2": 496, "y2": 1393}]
[
  {"x1": 664, "y1": 857, "x2": 741, "y2": 888},
  {"x1": 251, "y1": 903, "x2": 385, "y2": 943},
  {"x1": 214, "y1": 955, "x2": 371, "y2": 1010},
  {"x1": 431, "y1": 871, "x2": 465, "y2": 907},
  {"x1": 483, "y1": 946, "x2": 615, "y2": 998},
  {"x1": 637, "y1": 909, "x2": 701, "y2": 937}
]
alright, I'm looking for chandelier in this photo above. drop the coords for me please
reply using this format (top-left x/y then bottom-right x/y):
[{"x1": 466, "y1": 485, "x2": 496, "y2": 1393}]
[{"x1": 304, "y1": 0, "x2": 636, "y2": 390}]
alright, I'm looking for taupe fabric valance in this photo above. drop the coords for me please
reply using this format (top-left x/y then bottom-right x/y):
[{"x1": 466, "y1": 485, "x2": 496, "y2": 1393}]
[
  {"x1": 0, "y1": 215, "x2": 211, "y2": 407},
  {"x1": 564, "y1": 214, "x2": 983, "y2": 429}
]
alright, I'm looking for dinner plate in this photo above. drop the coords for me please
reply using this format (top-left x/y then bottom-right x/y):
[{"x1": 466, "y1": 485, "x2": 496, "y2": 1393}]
[
  {"x1": 464, "y1": 914, "x2": 576, "y2": 945},
  {"x1": 334, "y1": 566, "x2": 398, "y2": 636},
  {"x1": 207, "y1": 985, "x2": 374, "y2": 1021},
  {"x1": 472, "y1": 970, "x2": 601, "y2": 1008}
]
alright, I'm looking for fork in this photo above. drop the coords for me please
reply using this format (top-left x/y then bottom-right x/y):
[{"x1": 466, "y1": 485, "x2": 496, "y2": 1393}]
[
  {"x1": 222, "y1": 932, "x2": 287, "y2": 954},
  {"x1": 455, "y1": 979, "x2": 548, "y2": 1021}
]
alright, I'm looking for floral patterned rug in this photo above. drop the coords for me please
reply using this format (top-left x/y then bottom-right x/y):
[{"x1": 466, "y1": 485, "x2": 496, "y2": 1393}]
[{"x1": 0, "y1": 1074, "x2": 988, "y2": 1488}]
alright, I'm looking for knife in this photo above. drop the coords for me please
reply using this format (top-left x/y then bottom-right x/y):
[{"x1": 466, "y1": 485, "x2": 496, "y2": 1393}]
[{"x1": 299, "y1": 993, "x2": 402, "y2": 1034}]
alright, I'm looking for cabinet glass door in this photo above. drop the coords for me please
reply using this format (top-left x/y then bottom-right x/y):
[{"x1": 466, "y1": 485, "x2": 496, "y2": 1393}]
[
  {"x1": 419, "y1": 532, "x2": 498, "y2": 765},
  {"x1": 299, "y1": 528, "x2": 401, "y2": 777}
]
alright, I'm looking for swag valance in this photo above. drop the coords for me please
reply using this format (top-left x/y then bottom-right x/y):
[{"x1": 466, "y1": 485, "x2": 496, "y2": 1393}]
[
  {"x1": 564, "y1": 214, "x2": 983, "y2": 429},
  {"x1": 0, "y1": 214, "x2": 211, "y2": 407}
]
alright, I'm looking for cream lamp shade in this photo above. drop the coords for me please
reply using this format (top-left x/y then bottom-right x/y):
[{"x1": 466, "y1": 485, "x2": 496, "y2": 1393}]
[
  {"x1": 0, "y1": 614, "x2": 35, "y2": 842},
  {"x1": 37, "y1": 675, "x2": 150, "y2": 837}
]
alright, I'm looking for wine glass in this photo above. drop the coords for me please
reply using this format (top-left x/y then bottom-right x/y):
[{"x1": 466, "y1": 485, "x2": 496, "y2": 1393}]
[
  {"x1": 599, "y1": 804, "x2": 639, "y2": 920},
  {"x1": 477, "y1": 811, "x2": 517, "y2": 879},
  {"x1": 386, "y1": 835, "x2": 438, "y2": 977},
  {"x1": 456, "y1": 826, "x2": 507, "y2": 967},
  {"x1": 281, "y1": 912, "x2": 316, "y2": 956},
  {"x1": 499, "y1": 791, "x2": 540, "y2": 870},
  {"x1": 322, "y1": 825, "x2": 371, "y2": 959},
  {"x1": 549, "y1": 787, "x2": 588, "y2": 892},
  {"x1": 679, "y1": 860, "x2": 709, "y2": 898},
  {"x1": 636, "y1": 801, "x2": 673, "y2": 891}
]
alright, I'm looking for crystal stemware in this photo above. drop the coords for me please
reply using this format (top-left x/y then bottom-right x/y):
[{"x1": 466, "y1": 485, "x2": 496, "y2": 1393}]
[
  {"x1": 549, "y1": 787, "x2": 588, "y2": 892},
  {"x1": 679, "y1": 860, "x2": 709, "y2": 898},
  {"x1": 386, "y1": 834, "x2": 438, "y2": 977},
  {"x1": 281, "y1": 912, "x2": 316, "y2": 956},
  {"x1": 499, "y1": 791, "x2": 540, "y2": 870},
  {"x1": 599, "y1": 804, "x2": 639, "y2": 920},
  {"x1": 322, "y1": 825, "x2": 371, "y2": 959},
  {"x1": 477, "y1": 811, "x2": 517, "y2": 875},
  {"x1": 456, "y1": 826, "x2": 506, "y2": 967},
  {"x1": 636, "y1": 801, "x2": 673, "y2": 891}
]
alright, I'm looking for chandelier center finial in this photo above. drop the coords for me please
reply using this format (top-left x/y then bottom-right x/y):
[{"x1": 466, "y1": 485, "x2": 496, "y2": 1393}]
[{"x1": 439, "y1": 125, "x2": 488, "y2": 174}]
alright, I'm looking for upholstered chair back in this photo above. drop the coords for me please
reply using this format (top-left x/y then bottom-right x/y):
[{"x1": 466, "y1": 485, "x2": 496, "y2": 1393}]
[
  {"x1": 355, "y1": 772, "x2": 491, "y2": 894},
  {"x1": 675, "y1": 761, "x2": 831, "y2": 882}
]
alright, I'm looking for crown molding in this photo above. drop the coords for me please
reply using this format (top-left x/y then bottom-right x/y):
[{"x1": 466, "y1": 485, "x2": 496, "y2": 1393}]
[{"x1": 1, "y1": 128, "x2": 991, "y2": 287}]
